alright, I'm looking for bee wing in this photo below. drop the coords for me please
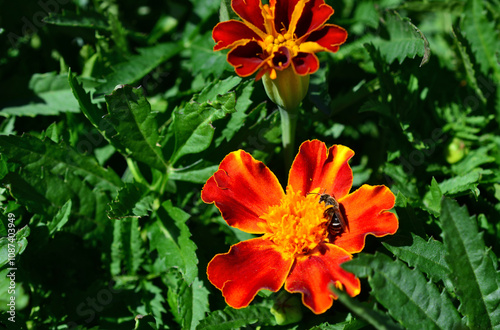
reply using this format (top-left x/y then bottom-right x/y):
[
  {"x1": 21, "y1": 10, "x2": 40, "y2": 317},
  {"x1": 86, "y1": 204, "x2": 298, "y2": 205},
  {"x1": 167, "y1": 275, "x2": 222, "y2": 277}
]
[{"x1": 335, "y1": 208, "x2": 348, "y2": 232}]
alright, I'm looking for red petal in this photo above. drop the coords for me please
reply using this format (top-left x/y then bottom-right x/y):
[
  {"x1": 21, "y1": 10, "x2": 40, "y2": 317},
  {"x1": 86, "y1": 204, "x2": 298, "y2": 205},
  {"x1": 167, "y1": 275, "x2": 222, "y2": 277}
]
[
  {"x1": 207, "y1": 238, "x2": 293, "y2": 308},
  {"x1": 213, "y1": 20, "x2": 262, "y2": 51},
  {"x1": 295, "y1": 0, "x2": 334, "y2": 38},
  {"x1": 202, "y1": 150, "x2": 284, "y2": 233},
  {"x1": 335, "y1": 185, "x2": 398, "y2": 253},
  {"x1": 292, "y1": 52, "x2": 319, "y2": 75},
  {"x1": 232, "y1": 0, "x2": 266, "y2": 33},
  {"x1": 306, "y1": 24, "x2": 348, "y2": 52},
  {"x1": 274, "y1": 0, "x2": 300, "y2": 33},
  {"x1": 285, "y1": 244, "x2": 360, "y2": 314},
  {"x1": 288, "y1": 140, "x2": 354, "y2": 200},
  {"x1": 227, "y1": 41, "x2": 267, "y2": 77}
]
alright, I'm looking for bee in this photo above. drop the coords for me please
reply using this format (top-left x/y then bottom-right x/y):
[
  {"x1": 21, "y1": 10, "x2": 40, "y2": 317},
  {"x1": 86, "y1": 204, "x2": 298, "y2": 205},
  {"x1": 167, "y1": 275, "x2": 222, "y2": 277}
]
[{"x1": 309, "y1": 192, "x2": 348, "y2": 237}]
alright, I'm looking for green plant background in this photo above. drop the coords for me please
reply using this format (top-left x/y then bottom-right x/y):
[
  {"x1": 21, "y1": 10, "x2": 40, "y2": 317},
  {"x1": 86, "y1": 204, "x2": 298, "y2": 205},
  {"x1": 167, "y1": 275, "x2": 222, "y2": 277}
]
[{"x1": 1, "y1": 0, "x2": 500, "y2": 329}]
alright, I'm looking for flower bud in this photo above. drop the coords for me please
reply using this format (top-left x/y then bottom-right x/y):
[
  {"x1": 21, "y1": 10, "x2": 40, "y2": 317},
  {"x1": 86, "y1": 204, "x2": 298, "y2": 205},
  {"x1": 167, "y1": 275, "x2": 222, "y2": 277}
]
[
  {"x1": 270, "y1": 291, "x2": 303, "y2": 325},
  {"x1": 262, "y1": 67, "x2": 309, "y2": 111},
  {"x1": 446, "y1": 137, "x2": 468, "y2": 164}
]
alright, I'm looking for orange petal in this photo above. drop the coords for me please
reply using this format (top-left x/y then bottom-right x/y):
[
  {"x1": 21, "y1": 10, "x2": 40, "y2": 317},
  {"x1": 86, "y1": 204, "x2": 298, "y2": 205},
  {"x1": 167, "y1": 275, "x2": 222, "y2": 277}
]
[
  {"x1": 288, "y1": 140, "x2": 354, "y2": 199},
  {"x1": 335, "y1": 185, "x2": 398, "y2": 253},
  {"x1": 285, "y1": 244, "x2": 360, "y2": 314},
  {"x1": 306, "y1": 24, "x2": 348, "y2": 52},
  {"x1": 207, "y1": 238, "x2": 293, "y2": 309},
  {"x1": 213, "y1": 20, "x2": 262, "y2": 51},
  {"x1": 202, "y1": 150, "x2": 284, "y2": 233}
]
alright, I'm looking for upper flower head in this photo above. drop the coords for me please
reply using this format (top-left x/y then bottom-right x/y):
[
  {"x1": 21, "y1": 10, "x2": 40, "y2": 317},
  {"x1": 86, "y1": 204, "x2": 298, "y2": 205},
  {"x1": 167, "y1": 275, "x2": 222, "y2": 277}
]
[
  {"x1": 213, "y1": 0, "x2": 348, "y2": 80},
  {"x1": 202, "y1": 140, "x2": 399, "y2": 314}
]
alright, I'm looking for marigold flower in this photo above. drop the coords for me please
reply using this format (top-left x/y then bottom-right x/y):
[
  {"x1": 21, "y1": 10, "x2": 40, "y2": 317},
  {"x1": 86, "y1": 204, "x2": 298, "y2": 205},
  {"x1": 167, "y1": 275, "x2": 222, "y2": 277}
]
[
  {"x1": 212, "y1": 0, "x2": 348, "y2": 81},
  {"x1": 202, "y1": 140, "x2": 398, "y2": 314}
]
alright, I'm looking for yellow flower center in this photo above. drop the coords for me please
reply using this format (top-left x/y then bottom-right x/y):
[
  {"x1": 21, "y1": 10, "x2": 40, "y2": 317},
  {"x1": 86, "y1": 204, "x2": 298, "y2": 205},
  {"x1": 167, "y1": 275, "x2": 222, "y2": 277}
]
[
  {"x1": 260, "y1": 186, "x2": 329, "y2": 258},
  {"x1": 263, "y1": 33, "x2": 300, "y2": 58}
]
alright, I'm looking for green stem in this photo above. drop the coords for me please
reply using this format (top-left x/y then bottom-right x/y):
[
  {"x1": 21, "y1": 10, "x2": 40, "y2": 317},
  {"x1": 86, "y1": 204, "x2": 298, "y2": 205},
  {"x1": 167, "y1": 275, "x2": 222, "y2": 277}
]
[{"x1": 279, "y1": 105, "x2": 299, "y2": 169}]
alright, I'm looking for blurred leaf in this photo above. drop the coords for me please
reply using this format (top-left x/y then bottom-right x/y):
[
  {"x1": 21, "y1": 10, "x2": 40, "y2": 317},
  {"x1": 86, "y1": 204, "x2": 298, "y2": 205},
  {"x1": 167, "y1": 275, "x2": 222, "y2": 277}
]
[
  {"x1": 333, "y1": 288, "x2": 403, "y2": 330},
  {"x1": 108, "y1": 183, "x2": 154, "y2": 220},
  {"x1": 197, "y1": 305, "x2": 274, "y2": 330},
  {"x1": 105, "y1": 85, "x2": 169, "y2": 171},
  {"x1": 0, "y1": 225, "x2": 29, "y2": 268},
  {"x1": 343, "y1": 253, "x2": 462, "y2": 329},
  {"x1": 440, "y1": 197, "x2": 500, "y2": 329},
  {"x1": 0, "y1": 268, "x2": 29, "y2": 312},
  {"x1": 95, "y1": 43, "x2": 183, "y2": 96},
  {"x1": 171, "y1": 92, "x2": 236, "y2": 164},
  {"x1": 111, "y1": 217, "x2": 145, "y2": 276},
  {"x1": 48, "y1": 199, "x2": 72, "y2": 235},
  {"x1": 1, "y1": 73, "x2": 80, "y2": 117},
  {"x1": 44, "y1": 11, "x2": 109, "y2": 30},
  {"x1": 149, "y1": 200, "x2": 198, "y2": 284},
  {"x1": 170, "y1": 165, "x2": 219, "y2": 184},
  {"x1": 383, "y1": 234, "x2": 450, "y2": 282},
  {"x1": 376, "y1": 11, "x2": 429, "y2": 65},
  {"x1": 134, "y1": 314, "x2": 158, "y2": 330},
  {"x1": 461, "y1": 0, "x2": 500, "y2": 81}
]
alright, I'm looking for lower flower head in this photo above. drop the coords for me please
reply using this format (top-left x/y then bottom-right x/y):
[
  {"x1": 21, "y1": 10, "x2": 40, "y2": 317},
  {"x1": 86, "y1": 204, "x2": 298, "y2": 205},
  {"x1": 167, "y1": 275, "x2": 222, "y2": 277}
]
[{"x1": 202, "y1": 140, "x2": 398, "y2": 314}]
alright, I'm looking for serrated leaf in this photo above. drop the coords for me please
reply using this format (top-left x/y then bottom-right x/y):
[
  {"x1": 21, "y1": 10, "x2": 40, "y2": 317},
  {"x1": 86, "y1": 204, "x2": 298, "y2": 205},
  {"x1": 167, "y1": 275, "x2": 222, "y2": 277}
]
[
  {"x1": 149, "y1": 200, "x2": 198, "y2": 284},
  {"x1": 333, "y1": 288, "x2": 403, "y2": 330},
  {"x1": 376, "y1": 12, "x2": 429, "y2": 65},
  {"x1": 440, "y1": 197, "x2": 500, "y2": 329},
  {"x1": 343, "y1": 253, "x2": 462, "y2": 329},
  {"x1": 461, "y1": 0, "x2": 500, "y2": 81},
  {"x1": 95, "y1": 43, "x2": 182, "y2": 96},
  {"x1": 384, "y1": 234, "x2": 450, "y2": 282},
  {"x1": 166, "y1": 272, "x2": 210, "y2": 330},
  {"x1": 43, "y1": 11, "x2": 109, "y2": 30},
  {"x1": 110, "y1": 217, "x2": 145, "y2": 276},
  {"x1": 104, "y1": 85, "x2": 169, "y2": 171},
  {"x1": 1, "y1": 72, "x2": 80, "y2": 117},
  {"x1": 197, "y1": 305, "x2": 272, "y2": 330},
  {"x1": 107, "y1": 183, "x2": 154, "y2": 220},
  {"x1": 48, "y1": 199, "x2": 72, "y2": 235},
  {"x1": 171, "y1": 92, "x2": 236, "y2": 164},
  {"x1": 0, "y1": 134, "x2": 121, "y2": 215}
]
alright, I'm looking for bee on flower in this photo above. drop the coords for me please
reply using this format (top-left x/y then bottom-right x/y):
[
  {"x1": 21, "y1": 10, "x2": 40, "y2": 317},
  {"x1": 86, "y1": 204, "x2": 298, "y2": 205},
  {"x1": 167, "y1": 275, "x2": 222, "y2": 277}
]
[{"x1": 202, "y1": 140, "x2": 398, "y2": 314}]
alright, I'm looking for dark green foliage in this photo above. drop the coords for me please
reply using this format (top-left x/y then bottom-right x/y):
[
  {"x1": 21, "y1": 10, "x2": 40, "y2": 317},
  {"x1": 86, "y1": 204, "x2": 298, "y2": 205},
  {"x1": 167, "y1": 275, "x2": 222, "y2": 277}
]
[{"x1": 1, "y1": 0, "x2": 500, "y2": 329}]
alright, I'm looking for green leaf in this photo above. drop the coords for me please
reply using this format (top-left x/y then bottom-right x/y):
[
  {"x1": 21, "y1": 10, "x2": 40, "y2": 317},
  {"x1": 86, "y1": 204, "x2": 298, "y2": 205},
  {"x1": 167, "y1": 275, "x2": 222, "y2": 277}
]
[
  {"x1": 1, "y1": 72, "x2": 80, "y2": 117},
  {"x1": 170, "y1": 165, "x2": 219, "y2": 184},
  {"x1": 104, "y1": 85, "x2": 169, "y2": 171},
  {"x1": 333, "y1": 288, "x2": 403, "y2": 330},
  {"x1": 107, "y1": 183, "x2": 154, "y2": 220},
  {"x1": 149, "y1": 200, "x2": 198, "y2": 284},
  {"x1": 197, "y1": 305, "x2": 273, "y2": 330},
  {"x1": 423, "y1": 177, "x2": 443, "y2": 216},
  {"x1": 110, "y1": 217, "x2": 145, "y2": 276},
  {"x1": 43, "y1": 11, "x2": 109, "y2": 31},
  {"x1": 461, "y1": 0, "x2": 500, "y2": 81},
  {"x1": 48, "y1": 199, "x2": 72, "y2": 235},
  {"x1": 343, "y1": 253, "x2": 462, "y2": 329},
  {"x1": 0, "y1": 134, "x2": 122, "y2": 215},
  {"x1": 440, "y1": 197, "x2": 500, "y2": 329},
  {"x1": 0, "y1": 225, "x2": 30, "y2": 268},
  {"x1": 376, "y1": 11, "x2": 429, "y2": 65},
  {"x1": 166, "y1": 272, "x2": 210, "y2": 330},
  {"x1": 95, "y1": 43, "x2": 182, "y2": 96},
  {"x1": 171, "y1": 92, "x2": 236, "y2": 164},
  {"x1": 383, "y1": 234, "x2": 450, "y2": 282}
]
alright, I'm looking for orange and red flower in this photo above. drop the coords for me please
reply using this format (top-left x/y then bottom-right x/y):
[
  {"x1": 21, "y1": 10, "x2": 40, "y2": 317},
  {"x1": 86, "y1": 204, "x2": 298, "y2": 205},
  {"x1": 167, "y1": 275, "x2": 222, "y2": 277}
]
[
  {"x1": 202, "y1": 140, "x2": 399, "y2": 314},
  {"x1": 213, "y1": 0, "x2": 348, "y2": 80}
]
